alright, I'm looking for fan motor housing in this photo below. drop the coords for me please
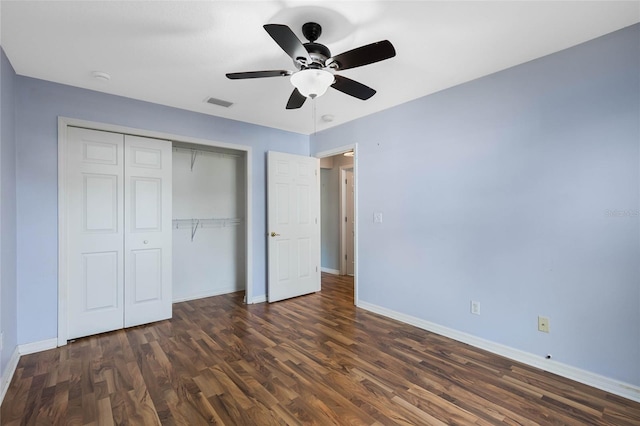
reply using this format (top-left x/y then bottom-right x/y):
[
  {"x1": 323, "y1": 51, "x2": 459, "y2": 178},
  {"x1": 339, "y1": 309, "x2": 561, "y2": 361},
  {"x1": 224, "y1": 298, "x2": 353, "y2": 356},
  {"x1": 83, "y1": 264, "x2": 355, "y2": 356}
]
[
  {"x1": 297, "y1": 22, "x2": 331, "y2": 69},
  {"x1": 304, "y1": 42, "x2": 331, "y2": 67}
]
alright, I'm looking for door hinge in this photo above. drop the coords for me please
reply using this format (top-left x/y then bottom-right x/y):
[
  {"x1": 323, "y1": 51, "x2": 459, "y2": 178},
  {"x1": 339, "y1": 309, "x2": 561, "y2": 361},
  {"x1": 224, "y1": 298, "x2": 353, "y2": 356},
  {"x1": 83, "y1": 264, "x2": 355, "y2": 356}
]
[
  {"x1": 345, "y1": 216, "x2": 347, "y2": 222},
  {"x1": 345, "y1": 254, "x2": 347, "y2": 260},
  {"x1": 316, "y1": 266, "x2": 318, "y2": 272},
  {"x1": 345, "y1": 179, "x2": 347, "y2": 184}
]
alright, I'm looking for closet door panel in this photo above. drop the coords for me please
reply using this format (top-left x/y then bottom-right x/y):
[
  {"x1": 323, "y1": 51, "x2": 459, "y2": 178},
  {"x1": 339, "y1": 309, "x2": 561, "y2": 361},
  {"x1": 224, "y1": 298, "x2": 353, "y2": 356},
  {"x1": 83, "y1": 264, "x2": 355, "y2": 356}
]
[
  {"x1": 84, "y1": 174, "x2": 118, "y2": 231},
  {"x1": 131, "y1": 178, "x2": 162, "y2": 230},
  {"x1": 130, "y1": 248, "x2": 162, "y2": 302},
  {"x1": 67, "y1": 127, "x2": 125, "y2": 339},
  {"x1": 124, "y1": 135, "x2": 173, "y2": 327},
  {"x1": 83, "y1": 252, "x2": 119, "y2": 308}
]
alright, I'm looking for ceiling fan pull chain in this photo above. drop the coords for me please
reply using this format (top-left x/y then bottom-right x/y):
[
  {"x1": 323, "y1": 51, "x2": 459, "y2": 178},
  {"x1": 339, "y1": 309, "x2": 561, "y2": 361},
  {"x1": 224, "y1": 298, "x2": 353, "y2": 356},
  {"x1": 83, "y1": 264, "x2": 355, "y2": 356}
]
[{"x1": 313, "y1": 98, "x2": 317, "y2": 136}]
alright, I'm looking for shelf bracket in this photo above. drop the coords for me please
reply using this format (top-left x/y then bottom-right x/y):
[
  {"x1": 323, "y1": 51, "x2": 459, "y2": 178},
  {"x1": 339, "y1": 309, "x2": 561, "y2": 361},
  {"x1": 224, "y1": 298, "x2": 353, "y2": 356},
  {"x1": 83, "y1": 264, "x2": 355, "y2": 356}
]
[
  {"x1": 191, "y1": 219, "x2": 200, "y2": 242},
  {"x1": 190, "y1": 149, "x2": 198, "y2": 171}
]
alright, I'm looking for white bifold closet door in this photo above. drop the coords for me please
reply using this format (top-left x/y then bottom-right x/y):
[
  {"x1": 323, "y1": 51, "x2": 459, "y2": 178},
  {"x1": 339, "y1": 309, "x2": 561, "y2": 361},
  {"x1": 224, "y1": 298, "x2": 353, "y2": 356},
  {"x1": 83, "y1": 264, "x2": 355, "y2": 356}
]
[{"x1": 66, "y1": 127, "x2": 172, "y2": 340}]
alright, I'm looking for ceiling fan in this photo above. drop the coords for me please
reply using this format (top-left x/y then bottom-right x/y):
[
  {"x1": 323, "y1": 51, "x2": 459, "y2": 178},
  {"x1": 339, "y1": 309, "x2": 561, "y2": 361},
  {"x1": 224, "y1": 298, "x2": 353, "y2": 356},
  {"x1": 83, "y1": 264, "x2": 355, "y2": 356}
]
[{"x1": 226, "y1": 22, "x2": 396, "y2": 109}]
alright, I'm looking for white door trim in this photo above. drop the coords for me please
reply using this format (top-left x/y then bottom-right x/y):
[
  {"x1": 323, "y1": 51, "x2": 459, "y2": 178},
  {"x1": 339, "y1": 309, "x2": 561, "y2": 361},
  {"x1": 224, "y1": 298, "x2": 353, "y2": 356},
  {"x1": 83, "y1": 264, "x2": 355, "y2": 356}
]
[
  {"x1": 57, "y1": 117, "x2": 253, "y2": 346},
  {"x1": 314, "y1": 144, "x2": 358, "y2": 305}
]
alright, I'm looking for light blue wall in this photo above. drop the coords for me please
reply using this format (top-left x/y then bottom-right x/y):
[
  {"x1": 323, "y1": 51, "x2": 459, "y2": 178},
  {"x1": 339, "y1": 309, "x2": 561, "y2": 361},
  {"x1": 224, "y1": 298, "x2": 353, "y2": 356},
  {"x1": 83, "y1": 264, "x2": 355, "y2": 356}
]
[
  {"x1": 1, "y1": 48, "x2": 18, "y2": 377},
  {"x1": 14, "y1": 76, "x2": 308, "y2": 344},
  {"x1": 312, "y1": 24, "x2": 640, "y2": 386}
]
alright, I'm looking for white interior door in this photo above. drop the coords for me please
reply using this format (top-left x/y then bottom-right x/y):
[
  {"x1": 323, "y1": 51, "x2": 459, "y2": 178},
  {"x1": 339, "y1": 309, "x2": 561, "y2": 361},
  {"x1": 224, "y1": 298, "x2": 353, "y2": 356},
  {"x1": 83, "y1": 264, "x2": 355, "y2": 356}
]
[
  {"x1": 267, "y1": 151, "x2": 320, "y2": 302},
  {"x1": 124, "y1": 135, "x2": 172, "y2": 327},
  {"x1": 67, "y1": 128, "x2": 125, "y2": 339}
]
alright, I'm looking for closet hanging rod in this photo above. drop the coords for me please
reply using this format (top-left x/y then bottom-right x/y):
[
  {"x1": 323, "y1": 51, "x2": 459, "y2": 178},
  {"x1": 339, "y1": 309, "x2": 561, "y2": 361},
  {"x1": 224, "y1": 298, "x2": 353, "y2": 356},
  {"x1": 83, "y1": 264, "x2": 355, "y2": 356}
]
[
  {"x1": 172, "y1": 146, "x2": 241, "y2": 159},
  {"x1": 172, "y1": 218, "x2": 243, "y2": 241},
  {"x1": 172, "y1": 218, "x2": 242, "y2": 227}
]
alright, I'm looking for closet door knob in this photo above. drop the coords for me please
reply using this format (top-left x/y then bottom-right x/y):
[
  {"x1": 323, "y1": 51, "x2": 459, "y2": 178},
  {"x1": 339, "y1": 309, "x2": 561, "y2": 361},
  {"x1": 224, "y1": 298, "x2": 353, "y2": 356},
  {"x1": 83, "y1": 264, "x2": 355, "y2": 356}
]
[
  {"x1": 270, "y1": 232, "x2": 280, "y2": 237},
  {"x1": 143, "y1": 240, "x2": 149, "y2": 244}
]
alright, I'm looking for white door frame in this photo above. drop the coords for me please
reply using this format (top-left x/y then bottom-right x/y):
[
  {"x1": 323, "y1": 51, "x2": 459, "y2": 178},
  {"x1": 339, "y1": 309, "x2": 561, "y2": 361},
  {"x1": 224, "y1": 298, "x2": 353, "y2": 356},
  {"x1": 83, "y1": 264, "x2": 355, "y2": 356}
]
[
  {"x1": 314, "y1": 144, "x2": 359, "y2": 305},
  {"x1": 340, "y1": 166, "x2": 354, "y2": 276},
  {"x1": 57, "y1": 117, "x2": 253, "y2": 346}
]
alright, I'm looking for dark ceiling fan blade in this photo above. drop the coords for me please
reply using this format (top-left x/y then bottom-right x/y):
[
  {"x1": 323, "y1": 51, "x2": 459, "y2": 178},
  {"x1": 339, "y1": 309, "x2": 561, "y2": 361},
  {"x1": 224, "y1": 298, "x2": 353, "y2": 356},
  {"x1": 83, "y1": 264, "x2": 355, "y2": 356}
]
[
  {"x1": 226, "y1": 70, "x2": 292, "y2": 79},
  {"x1": 286, "y1": 88, "x2": 307, "y2": 109},
  {"x1": 331, "y1": 75, "x2": 376, "y2": 100},
  {"x1": 328, "y1": 40, "x2": 396, "y2": 71},
  {"x1": 264, "y1": 24, "x2": 311, "y2": 63}
]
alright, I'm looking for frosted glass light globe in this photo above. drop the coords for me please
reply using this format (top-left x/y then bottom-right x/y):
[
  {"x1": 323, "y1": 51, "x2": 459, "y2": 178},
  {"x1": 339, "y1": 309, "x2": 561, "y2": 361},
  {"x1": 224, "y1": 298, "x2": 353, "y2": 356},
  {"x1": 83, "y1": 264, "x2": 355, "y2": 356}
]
[{"x1": 290, "y1": 69, "x2": 334, "y2": 99}]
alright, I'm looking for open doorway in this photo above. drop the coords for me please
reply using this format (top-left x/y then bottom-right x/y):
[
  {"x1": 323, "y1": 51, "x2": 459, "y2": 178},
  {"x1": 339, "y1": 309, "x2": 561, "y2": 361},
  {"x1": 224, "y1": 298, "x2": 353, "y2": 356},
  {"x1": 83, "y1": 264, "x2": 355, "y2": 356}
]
[{"x1": 316, "y1": 145, "x2": 358, "y2": 304}]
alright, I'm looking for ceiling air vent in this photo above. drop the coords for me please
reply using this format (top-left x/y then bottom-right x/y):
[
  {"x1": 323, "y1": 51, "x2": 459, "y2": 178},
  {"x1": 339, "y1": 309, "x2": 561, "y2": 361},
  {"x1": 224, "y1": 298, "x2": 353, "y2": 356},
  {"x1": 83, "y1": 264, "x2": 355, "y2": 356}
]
[{"x1": 205, "y1": 97, "x2": 233, "y2": 108}]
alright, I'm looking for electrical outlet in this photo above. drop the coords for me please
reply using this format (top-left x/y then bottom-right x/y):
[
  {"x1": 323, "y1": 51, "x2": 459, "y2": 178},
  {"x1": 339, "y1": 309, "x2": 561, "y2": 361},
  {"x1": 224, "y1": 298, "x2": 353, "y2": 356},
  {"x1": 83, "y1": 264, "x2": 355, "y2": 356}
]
[
  {"x1": 373, "y1": 212, "x2": 383, "y2": 223},
  {"x1": 471, "y1": 300, "x2": 480, "y2": 315},
  {"x1": 538, "y1": 316, "x2": 550, "y2": 333}
]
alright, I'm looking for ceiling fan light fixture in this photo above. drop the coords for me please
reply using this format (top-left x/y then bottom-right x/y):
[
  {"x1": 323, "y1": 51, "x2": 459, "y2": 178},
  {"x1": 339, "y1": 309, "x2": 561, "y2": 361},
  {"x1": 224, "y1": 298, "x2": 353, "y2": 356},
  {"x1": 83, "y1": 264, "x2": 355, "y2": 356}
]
[
  {"x1": 290, "y1": 69, "x2": 334, "y2": 99},
  {"x1": 227, "y1": 23, "x2": 395, "y2": 110}
]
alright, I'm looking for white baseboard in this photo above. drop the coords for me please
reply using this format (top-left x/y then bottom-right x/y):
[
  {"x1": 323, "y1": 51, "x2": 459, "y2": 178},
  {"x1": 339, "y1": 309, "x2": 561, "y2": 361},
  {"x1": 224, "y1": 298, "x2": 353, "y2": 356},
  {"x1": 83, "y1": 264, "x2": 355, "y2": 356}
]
[
  {"x1": 0, "y1": 346, "x2": 20, "y2": 405},
  {"x1": 248, "y1": 294, "x2": 267, "y2": 304},
  {"x1": 173, "y1": 286, "x2": 245, "y2": 303},
  {"x1": 357, "y1": 301, "x2": 640, "y2": 403},
  {"x1": 19, "y1": 338, "x2": 57, "y2": 355},
  {"x1": 321, "y1": 267, "x2": 340, "y2": 275}
]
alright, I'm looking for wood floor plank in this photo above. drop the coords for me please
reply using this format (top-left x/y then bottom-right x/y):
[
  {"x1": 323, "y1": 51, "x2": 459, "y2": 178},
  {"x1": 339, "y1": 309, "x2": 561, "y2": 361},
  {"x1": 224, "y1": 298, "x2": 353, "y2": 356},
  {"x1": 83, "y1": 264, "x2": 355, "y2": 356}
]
[
  {"x1": 96, "y1": 396, "x2": 114, "y2": 426},
  {"x1": 2, "y1": 273, "x2": 639, "y2": 425}
]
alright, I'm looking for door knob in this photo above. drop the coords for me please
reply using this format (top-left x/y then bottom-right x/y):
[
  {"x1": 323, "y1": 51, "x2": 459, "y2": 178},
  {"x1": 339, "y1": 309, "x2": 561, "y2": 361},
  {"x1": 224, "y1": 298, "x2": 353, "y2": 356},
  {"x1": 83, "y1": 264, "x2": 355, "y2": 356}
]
[
  {"x1": 270, "y1": 232, "x2": 280, "y2": 237},
  {"x1": 143, "y1": 240, "x2": 149, "y2": 244}
]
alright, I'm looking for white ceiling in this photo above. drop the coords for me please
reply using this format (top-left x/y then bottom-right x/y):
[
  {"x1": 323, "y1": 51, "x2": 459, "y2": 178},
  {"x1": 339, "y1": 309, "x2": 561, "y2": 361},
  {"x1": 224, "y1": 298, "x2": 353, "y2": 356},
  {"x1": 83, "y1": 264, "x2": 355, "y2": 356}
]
[{"x1": 1, "y1": 1, "x2": 638, "y2": 135}]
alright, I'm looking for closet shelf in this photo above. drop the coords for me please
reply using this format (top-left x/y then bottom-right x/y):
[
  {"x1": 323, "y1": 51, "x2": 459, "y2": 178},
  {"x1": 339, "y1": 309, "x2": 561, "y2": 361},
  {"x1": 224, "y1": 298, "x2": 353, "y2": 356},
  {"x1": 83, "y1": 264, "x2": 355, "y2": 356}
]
[{"x1": 172, "y1": 218, "x2": 243, "y2": 241}]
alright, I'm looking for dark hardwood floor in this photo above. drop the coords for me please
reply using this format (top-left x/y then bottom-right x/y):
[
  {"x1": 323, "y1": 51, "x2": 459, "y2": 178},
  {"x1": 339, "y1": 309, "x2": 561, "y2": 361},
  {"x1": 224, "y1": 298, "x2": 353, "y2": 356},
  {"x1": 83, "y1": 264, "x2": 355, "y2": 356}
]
[{"x1": 2, "y1": 273, "x2": 639, "y2": 425}]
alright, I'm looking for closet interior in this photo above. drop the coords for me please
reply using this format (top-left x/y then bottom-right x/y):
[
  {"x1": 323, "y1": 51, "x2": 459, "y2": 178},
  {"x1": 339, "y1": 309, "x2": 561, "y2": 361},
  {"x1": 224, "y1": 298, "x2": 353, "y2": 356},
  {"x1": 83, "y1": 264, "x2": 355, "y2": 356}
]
[{"x1": 171, "y1": 142, "x2": 246, "y2": 303}]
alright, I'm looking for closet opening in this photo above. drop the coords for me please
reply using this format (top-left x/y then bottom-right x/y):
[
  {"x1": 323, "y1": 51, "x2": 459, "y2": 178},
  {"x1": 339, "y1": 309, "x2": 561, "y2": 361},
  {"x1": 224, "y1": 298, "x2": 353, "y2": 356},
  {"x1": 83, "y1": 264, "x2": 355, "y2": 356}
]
[{"x1": 171, "y1": 142, "x2": 247, "y2": 304}]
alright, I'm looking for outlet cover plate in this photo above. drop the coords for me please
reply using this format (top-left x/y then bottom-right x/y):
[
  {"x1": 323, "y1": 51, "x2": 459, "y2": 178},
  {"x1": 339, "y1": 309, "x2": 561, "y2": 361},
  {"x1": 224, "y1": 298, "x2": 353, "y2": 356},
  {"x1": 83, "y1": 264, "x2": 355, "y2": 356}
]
[{"x1": 538, "y1": 316, "x2": 550, "y2": 333}]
